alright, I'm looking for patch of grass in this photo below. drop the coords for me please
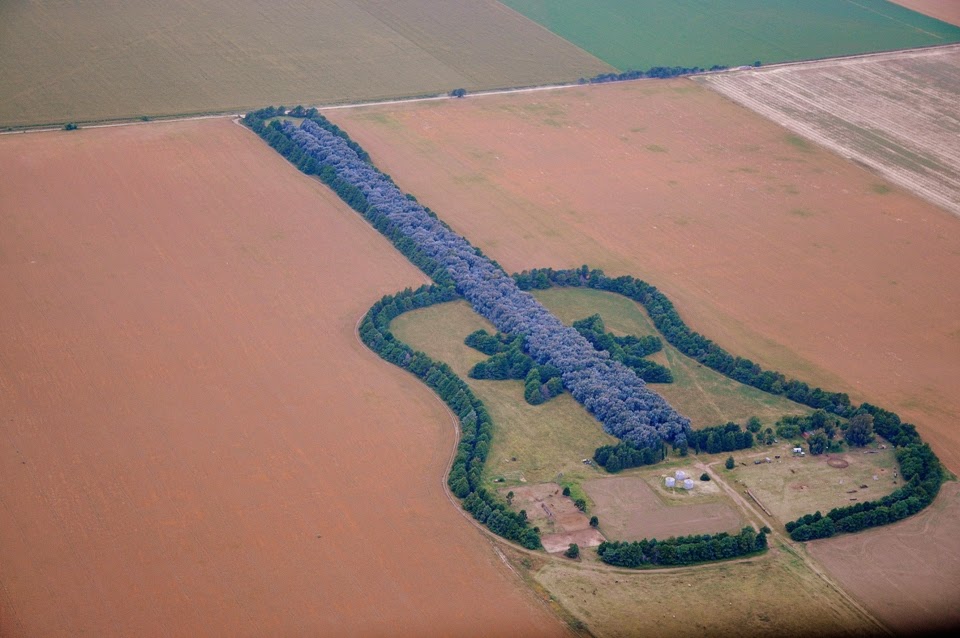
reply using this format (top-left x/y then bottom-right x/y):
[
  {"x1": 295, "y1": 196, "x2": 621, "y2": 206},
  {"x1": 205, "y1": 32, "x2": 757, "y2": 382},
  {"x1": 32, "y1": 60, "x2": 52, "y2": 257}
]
[
  {"x1": 533, "y1": 288, "x2": 810, "y2": 428},
  {"x1": 785, "y1": 134, "x2": 813, "y2": 152},
  {"x1": 789, "y1": 208, "x2": 814, "y2": 218},
  {"x1": 390, "y1": 302, "x2": 617, "y2": 488},
  {"x1": 644, "y1": 144, "x2": 668, "y2": 153},
  {"x1": 534, "y1": 546, "x2": 877, "y2": 637},
  {"x1": 870, "y1": 183, "x2": 892, "y2": 195}
]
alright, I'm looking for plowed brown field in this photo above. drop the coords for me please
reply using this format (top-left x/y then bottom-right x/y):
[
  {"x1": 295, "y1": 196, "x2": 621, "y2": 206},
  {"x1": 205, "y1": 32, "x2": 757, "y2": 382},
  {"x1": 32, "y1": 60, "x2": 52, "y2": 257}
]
[
  {"x1": 892, "y1": 1, "x2": 960, "y2": 26},
  {"x1": 808, "y1": 482, "x2": 960, "y2": 635},
  {"x1": 326, "y1": 80, "x2": 960, "y2": 475},
  {"x1": 0, "y1": 120, "x2": 567, "y2": 637}
]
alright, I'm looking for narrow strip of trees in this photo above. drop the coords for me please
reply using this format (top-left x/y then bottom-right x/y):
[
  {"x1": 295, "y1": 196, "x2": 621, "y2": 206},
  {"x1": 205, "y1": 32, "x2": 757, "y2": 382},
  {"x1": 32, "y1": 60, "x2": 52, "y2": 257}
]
[{"x1": 597, "y1": 527, "x2": 767, "y2": 567}]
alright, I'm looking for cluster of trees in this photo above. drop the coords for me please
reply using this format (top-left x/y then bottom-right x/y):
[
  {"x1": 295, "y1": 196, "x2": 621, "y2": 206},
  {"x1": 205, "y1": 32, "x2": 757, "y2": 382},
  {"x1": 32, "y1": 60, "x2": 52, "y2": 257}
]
[
  {"x1": 357, "y1": 284, "x2": 540, "y2": 549},
  {"x1": 246, "y1": 109, "x2": 691, "y2": 450},
  {"x1": 683, "y1": 422, "x2": 753, "y2": 455},
  {"x1": 593, "y1": 441, "x2": 667, "y2": 472},
  {"x1": 597, "y1": 527, "x2": 767, "y2": 568},
  {"x1": 580, "y1": 64, "x2": 731, "y2": 85},
  {"x1": 464, "y1": 330, "x2": 563, "y2": 405},
  {"x1": 573, "y1": 315, "x2": 672, "y2": 383},
  {"x1": 513, "y1": 266, "x2": 945, "y2": 540}
]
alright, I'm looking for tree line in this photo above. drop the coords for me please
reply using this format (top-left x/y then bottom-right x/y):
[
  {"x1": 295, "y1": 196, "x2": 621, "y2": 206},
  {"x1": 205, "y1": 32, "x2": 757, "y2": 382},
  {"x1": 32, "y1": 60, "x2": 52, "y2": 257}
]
[
  {"x1": 597, "y1": 527, "x2": 767, "y2": 567},
  {"x1": 513, "y1": 266, "x2": 945, "y2": 540},
  {"x1": 245, "y1": 107, "x2": 691, "y2": 453},
  {"x1": 358, "y1": 285, "x2": 541, "y2": 549}
]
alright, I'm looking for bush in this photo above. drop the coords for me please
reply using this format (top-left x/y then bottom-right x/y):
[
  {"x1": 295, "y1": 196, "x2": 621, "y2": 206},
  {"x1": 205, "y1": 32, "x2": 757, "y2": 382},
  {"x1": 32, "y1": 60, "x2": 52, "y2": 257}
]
[
  {"x1": 725, "y1": 456, "x2": 735, "y2": 470},
  {"x1": 700, "y1": 473, "x2": 710, "y2": 481},
  {"x1": 565, "y1": 543, "x2": 580, "y2": 559},
  {"x1": 589, "y1": 516, "x2": 599, "y2": 528}
]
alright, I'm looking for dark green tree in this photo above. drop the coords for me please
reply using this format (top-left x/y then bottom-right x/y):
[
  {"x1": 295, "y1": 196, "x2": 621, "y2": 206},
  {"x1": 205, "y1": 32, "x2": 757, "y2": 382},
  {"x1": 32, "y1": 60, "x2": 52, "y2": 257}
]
[
  {"x1": 808, "y1": 432, "x2": 828, "y2": 455},
  {"x1": 565, "y1": 543, "x2": 580, "y2": 559},
  {"x1": 725, "y1": 456, "x2": 735, "y2": 470},
  {"x1": 845, "y1": 413, "x2": 875, "y2": 447},
  {"x1": 589, "y1": 516, "x2": 599, "y2": 528},
  {"x1": 562, "y1": 486, "x2": 571, "y2": 497}
]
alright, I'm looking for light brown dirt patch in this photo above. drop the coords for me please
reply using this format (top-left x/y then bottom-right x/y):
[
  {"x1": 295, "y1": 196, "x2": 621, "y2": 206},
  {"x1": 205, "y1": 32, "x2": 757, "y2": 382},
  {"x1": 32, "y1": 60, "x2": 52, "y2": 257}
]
[
  {"x1": 583, "y1": 475, "x2": 742, "y2": 541},
  {"x1": 505, "y1": 483, "x2": 604, "y2": 553},
  {"x1": 326, "y1": 80, "x2": 960, "y2": 475},
  {"x1": 0, "y1": 120, "x2": 567, "y2": 637},
  {"x1": 808, "y1": 482, "x2": 960, "y2": 635}
]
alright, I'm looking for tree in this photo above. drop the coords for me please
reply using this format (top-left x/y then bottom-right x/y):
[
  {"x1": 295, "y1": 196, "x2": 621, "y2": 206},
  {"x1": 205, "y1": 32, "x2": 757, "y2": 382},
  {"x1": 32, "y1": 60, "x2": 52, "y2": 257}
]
[
  {"x1": 450, "y1": 88, "x2": 467, "y2": 98},
  {"x1": 574, "y1": 498, "x2": 587, "y2": 511},
  {"x1": 565, "y1": 543, "x2": 580, "y2": 559},
  {"x1": 506, "y1": 491, "x2": 514, "y2": 505},
  {"x1": 562, "y1": 486, "x2": 571, "y2": 497},
  {"x1": 589, "y1": 516, "x2": 599, "y2": 528},
  {"x1": 808, "y1": 432, "x2": 828, "y2": 455},
  {"x1": 746, "y1": 416, "x2": 762, "y2": 433},
  {"x1": 845, "y1": 413, "x2": 875, "y2": 447},
  {"x1": 725, "y1": 456, "x2": 735, "y2": 470},
  {"x1": 700, "y1": 472, "x2": 710, "y2": 481},
  {"x1": 63, "y1": 122, "x2": 78, "y2": 131}
]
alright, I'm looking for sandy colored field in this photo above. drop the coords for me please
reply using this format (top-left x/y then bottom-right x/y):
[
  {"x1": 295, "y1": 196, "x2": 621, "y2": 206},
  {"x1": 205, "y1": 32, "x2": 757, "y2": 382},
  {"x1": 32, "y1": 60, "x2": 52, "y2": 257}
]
[
  {"x1": 326, "y1": 80, "x2": 960, "y2": 475},
  {"x1": 531, "y1": 547, "x2": 878, "y2": 637},
  {"x1": 699, "y1": 45, "x2": 960, "y2": 216},
  {"x1": 729, "y1": 444, "x2": 899, "y2": 525},
  {"x1": 808, "y1": 482, "x2": 960, "y2": 635},
  {"x1": 0, "y1": 120, "x2": 568, "y2": 637},
  {"x1": 893, "y1": 0, "x2": 960, "y2": 26},
  {"x1": 583, "y1": 476, "x2": 742, "y2": 541},
  {"x1": 0, "y1": 0, "x2": 610, "y2": 127}
]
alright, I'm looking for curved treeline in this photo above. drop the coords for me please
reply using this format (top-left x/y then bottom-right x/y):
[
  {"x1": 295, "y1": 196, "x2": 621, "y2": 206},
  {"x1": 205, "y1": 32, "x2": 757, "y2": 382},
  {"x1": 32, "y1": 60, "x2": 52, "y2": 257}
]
[
  {"x1": 514, "y1": 266, "x2": 945, "y2": 540},
  {"x1": 244, "y1": 107, "x2": 690, "y2": 451},
  {"x1": 597, "y1": 527, "x2": 767, "y2": 568},
  {"x1": 359, "y1": 284, "x2": 541, "y2": 549}
]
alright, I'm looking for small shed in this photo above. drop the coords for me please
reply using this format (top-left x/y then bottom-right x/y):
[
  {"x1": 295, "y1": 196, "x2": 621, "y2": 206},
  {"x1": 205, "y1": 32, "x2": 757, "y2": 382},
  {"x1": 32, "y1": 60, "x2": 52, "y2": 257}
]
[
  {"x1": 665, "y1": 477, "x2": 676, "y2": 488},
  {"x1": 793, "y1": 447, "x2": 803, "y2": 454},
  {"x1": 683, "y1": 479, "x2": 695, "y2": 490},
  {"x1": 675, "y1": 470, "x2": 688, "y2": 481}
]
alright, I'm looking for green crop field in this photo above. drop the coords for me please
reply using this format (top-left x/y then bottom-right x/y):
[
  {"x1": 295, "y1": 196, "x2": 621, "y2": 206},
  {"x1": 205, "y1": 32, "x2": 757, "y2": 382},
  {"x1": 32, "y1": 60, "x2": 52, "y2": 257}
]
[
  {"x1": 500, "y1": 0, "x2": 960, "y2": 70},
  {"x1": 0, "y1": 0, "x2": 610, "y2": 127}
]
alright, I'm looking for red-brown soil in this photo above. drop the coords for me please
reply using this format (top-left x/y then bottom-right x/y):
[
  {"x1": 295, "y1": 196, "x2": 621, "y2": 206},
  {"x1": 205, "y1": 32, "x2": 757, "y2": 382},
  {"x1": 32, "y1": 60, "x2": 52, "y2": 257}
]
[
  {"x1": 0, "y1": 120, "x2": 567, "y2": 637},
  {"x1": 892, "y1": 0, "x2": 960, "y2": 26},
  {"x1": 583, "y1": 476, "x2": 742, "y2": 540},
  {"x1": 326, "y1": 80, "x2": 960, "y2": 474},
  {"x1": 808, "y1": 482, "x2": 960, "y2": 634}
]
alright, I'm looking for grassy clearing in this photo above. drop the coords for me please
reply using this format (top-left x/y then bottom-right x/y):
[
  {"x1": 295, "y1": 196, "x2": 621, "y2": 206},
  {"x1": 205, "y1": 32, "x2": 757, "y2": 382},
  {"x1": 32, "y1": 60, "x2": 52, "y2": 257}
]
[
  {"x1": 500, "y1": 0, "x2": 960, "y2": 71},
  {"x1": 533, "y1": 288, "x2": 811, "y2": 428},
  {"x1": 530, "y1": 546, "x2": 877, "y2": 637},
  {"x1": 0, "y1": 0, "x2": 610, "y2": 127},
  {"x1": 390, "y1": 302, "x2": 617, "y2": 490},
  {"x1": 724, "y1": 443, "x2": 900, "y2": 525}
]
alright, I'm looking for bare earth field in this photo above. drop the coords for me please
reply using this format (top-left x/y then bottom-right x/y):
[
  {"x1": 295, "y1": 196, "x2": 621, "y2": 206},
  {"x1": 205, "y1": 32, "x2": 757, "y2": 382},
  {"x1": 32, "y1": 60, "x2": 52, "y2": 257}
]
[
  {"x1": 699, "y1": 45, "x2": 960, "y2": 216},
  {"x1": 326, "y1": 80, "x2": 960, "y2": 475},
  {"x1": 893, "y1": 1, "x2": 960, "y2": 26},
  {"x1": 0, "y1": 0, "x2": 610, "y2": 127},
  {"x1": 505, "y1": 484, "x2": 604, "y2": 554},
  {"x1": 808, "y1": 482, "x2": 960, "y2": 635},
  {"x1": 0, "y1": 120, "x2": 567, "y2": 637},
  {"x1": 583, "y1": 475, "x2": 742, "y2": 541}
]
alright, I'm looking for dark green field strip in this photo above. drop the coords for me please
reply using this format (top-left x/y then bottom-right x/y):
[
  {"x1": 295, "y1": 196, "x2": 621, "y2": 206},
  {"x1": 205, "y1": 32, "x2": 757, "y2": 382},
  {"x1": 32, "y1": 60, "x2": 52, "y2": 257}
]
[{"x1": 499, "y1": 0, "x2": 960, "y2": 70}]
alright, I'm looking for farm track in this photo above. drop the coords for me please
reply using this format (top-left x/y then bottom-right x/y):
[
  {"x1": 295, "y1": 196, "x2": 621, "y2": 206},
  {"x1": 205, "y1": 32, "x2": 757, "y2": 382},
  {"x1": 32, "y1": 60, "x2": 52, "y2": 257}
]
[{"x1": 699, "y1": 45, "x2": 960, "y2": 216}]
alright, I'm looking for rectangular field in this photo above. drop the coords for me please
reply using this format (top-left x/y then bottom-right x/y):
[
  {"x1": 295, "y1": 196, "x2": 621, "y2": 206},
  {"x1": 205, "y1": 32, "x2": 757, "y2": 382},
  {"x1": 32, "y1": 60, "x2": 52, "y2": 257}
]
[
  {"x1": 0, "y1": 0, "x2": 610, "y2": 127},
  {"x1": 0, "y1": 120, "x2": 567, "y2": 637},
  {"x1": 699, "y1": 45, "x2": 960, "y2": 216},
  {"x1": 892, "y1": 1, "x2": 960, "y2": 26},
  {"x1": 501, "y1": 0, "x2": 960, "y2": 70}
]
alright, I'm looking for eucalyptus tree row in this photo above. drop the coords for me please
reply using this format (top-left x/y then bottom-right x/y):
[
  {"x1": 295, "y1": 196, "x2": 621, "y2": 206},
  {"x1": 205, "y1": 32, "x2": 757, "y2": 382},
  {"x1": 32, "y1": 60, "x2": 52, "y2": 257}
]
[{"x1": 289, "y1": 119, "x2": 690, "y2": 448}]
